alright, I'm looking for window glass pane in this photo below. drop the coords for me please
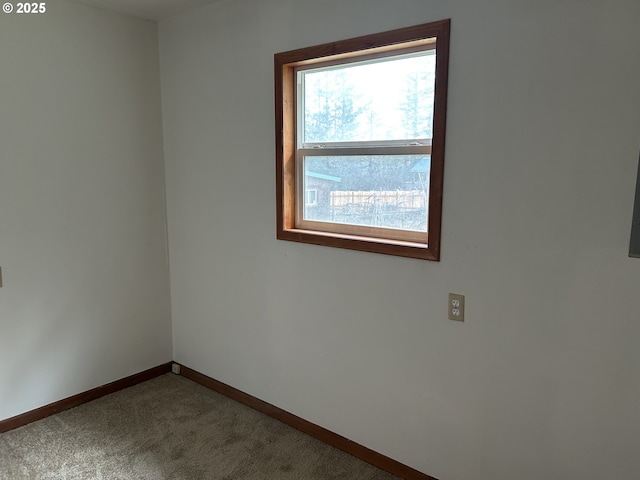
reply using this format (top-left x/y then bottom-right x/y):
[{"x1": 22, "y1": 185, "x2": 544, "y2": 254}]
[
  {"x1": 303, "y1": 155, "x2": 430, "y2": 232},
  {"x1": 302, "y1": 52, "x2": 436, "y2": 144}
]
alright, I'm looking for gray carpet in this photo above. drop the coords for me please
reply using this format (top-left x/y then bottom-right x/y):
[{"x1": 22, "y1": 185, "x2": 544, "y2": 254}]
[{"x1": 0, "y1": 373, "x2": 401, "y2": 479}]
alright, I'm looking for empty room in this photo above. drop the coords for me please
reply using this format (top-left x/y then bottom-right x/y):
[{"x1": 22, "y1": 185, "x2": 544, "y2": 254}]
[{"x1": 1, "y1": 0, "x2": 639, "y2": 479}]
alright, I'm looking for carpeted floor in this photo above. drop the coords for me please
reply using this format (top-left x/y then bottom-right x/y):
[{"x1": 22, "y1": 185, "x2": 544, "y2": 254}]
[{"x1": 0, "y1": 373, "x2": 401, "y2": 479}]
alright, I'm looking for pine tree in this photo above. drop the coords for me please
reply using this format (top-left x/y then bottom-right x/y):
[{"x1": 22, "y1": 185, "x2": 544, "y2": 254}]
[
  {"x1": 400, "y1": 56, "x2": 436, "y2": 139},
  {"x1": 303, "y1": 69, "x2": 366, "y2": 143}
]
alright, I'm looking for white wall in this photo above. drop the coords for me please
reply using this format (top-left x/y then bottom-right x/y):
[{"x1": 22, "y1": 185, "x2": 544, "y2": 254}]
[
  {"x1": 0, "y1": 1, "x2": 172, "y2": 420},
  {"x1": 160, "y1": 1, "x2": 640, "y2": 479}
]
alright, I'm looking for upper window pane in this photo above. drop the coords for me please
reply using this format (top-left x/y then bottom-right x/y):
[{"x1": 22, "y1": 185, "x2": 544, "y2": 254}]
[{"x1": 300, "y1": 51, "x2": 436, "y2": 144}]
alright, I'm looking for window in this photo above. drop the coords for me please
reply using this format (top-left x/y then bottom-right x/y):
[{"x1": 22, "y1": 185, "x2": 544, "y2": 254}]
[
  {"x1": 305, "y1": 188, "x2": 318, "y2": 206},
  {"x1": 275, "y1": 19, "x2": 450, "y2": 260}
]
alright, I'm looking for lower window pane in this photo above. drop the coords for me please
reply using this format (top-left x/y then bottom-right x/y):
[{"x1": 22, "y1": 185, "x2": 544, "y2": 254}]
[{"x1": 303, "y1": 155, "x2": 430, "y2": 232}]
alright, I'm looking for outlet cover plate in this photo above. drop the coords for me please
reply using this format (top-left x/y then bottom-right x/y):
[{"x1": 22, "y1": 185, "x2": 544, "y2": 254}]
[{"x1": 448, "y1": 293, "x2": 465, "y2": 321}]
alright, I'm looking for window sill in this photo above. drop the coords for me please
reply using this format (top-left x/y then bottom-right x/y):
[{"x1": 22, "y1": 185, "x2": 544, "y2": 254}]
[{"x1": 277, "y1": 227, "x2": 438, "y2": 261}]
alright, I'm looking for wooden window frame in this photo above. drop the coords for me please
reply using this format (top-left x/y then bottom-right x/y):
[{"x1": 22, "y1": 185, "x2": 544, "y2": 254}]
[{"x1": 275, "y1": 19, "x2": 450, "y2": 261}]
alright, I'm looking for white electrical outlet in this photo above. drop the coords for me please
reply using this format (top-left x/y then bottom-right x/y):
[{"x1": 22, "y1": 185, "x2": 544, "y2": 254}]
[{"x1": 448, "y1": 293, "x2": 465, "y2": 321}]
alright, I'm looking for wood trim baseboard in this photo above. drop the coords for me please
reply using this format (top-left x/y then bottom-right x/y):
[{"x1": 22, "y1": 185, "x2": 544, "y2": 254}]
[
  {"x1": 0, "y1": 362, "x2": 172, "y2": 434},
  {"x1": 180, "y1": 365, "x2": 437, "y2": 480}
]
